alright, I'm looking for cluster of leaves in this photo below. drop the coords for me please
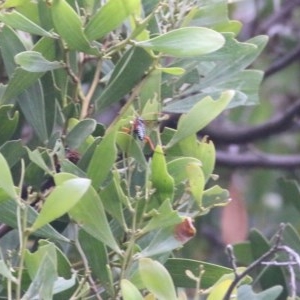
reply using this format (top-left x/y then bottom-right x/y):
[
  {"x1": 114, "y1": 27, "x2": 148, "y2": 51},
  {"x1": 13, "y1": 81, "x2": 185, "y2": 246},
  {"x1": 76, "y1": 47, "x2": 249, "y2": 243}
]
[{"x1": 0, "y1": 0, "x2": 286, "y2": 299}]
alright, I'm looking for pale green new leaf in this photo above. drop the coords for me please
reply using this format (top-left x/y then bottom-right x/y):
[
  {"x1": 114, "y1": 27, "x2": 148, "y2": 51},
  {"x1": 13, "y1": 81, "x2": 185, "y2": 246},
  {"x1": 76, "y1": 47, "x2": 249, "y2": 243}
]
[
  {"x1": 0, "y1": 153, "x2": 17, "y2": 198},
  {"x1": 166, "y1": 90, "x2": 235, "y2": 148},
  {"x1": 15, "y1": 51, "x2": 64, "y2": 72},
  {"x1": 31, "y1": 178, "x2": 91, "y2": 232},
  {"x1": 139, "y1": 258, "x2": 177, "y2": 300},
  {"x1": 136, "y1": 27, "x2": 225, "y2": 57}
]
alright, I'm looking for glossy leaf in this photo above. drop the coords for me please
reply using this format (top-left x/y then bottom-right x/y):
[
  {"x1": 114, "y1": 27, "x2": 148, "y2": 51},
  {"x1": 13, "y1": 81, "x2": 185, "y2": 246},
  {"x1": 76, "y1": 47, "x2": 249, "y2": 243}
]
[
  {"x1": 121, "y1": 279, "x2": 144, "y2": 300},
  {"x1": 95, "y1": 47, "x2": 153, "y2": 111},
  {"x1": 139, "y1": 258, "x2": 177, "y2": 300},
  {"x1": 166, "y1": 90, "x2": 235, "y2": 148},
  {"x1": 151, "y1": 145, "x2": 174, "y2": 203},
  {"x1": 31, "y1": 178, "x2": 91, "y2": 232},
  {"x1": 136, "y1": 27, "x2": 225, "y2": 57},
  {"x1": 0, "y1": 153, "x2": 17, "y2": 198},
  {"x1": 15, "y1": 51, "x2": 64, "y2": 72},
  {"x1": 50, "y1": 0, "x2": 98, "y2": 55},
  {"x1": 0, "y1": 10, "x2": 56, "y2": 37},
  {"x1": 84, "y1": 0, "x2": 141, "y2": 41}
]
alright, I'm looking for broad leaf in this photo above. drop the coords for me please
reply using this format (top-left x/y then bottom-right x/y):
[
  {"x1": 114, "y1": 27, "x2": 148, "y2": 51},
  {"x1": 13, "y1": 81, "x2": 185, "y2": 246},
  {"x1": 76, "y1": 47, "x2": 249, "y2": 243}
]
[
  {"x1": 31, "y1": 178, "x2": 91, "y2": 232},
  {"x1": 166, "y1": 90, "x2": 235, "y2": 148},
  {"x1": 139, "y1": 258, "x2": 177, "y2": 300},
  {"x1": 15, "y1": 51, "x2": 64, "y2": 72},
  {"x1": 136, "y1": 27, "x2": 225, "y2": 57}
]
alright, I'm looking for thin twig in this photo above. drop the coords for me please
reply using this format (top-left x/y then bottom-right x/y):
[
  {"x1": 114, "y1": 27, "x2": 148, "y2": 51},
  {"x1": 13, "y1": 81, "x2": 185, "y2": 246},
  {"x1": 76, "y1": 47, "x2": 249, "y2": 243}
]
[
  {"x1": 224, "y1": 224, "x2": 286, "y2": 300},
  {"x1": 216, "y1": 150, "x2": 300, "y2": 169},
  {"x1": 80, "y1": 60, "x2": 102, "y2": 120},
  {"x1": 201, "y1": 100, "x2": 300, "y2": 144}
]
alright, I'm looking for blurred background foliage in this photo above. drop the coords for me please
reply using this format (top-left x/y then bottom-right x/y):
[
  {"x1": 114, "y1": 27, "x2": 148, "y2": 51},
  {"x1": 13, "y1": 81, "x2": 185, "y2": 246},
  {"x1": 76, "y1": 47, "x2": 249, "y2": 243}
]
[{"x1": 191, "y1": 0, "x2": 300, "y2": 267}]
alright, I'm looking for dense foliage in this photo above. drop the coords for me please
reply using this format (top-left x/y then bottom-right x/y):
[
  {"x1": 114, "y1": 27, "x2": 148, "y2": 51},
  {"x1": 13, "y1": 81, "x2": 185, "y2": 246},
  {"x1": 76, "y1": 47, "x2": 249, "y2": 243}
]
[{"x1": 0, "y1": 0, "x2": 299, "y2": 299}]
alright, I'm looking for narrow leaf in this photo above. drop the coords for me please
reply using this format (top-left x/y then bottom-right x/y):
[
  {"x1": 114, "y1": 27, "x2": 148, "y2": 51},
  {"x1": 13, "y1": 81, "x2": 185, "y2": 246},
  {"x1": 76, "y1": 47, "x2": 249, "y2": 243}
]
[
  {"x1": 50, "y1": 0, "x2": 98, "y2": 55},
  {"x1": 87, "y1": 130, "x2": 117, "y2": 188},
  {"x1": 151, "y1": 145, "x2": 174, "y2": 203},
  {"x1": 31, "y1": 178, "x2": 91, "y2": 232},
  {"x1": 0, "y1": 153, "x2": 17, "y2": 198},
  {"x1": 136, "y1": 27, "x2": 225, "y2": 57},
  {"x1": 167, "y1": 90, "x2": 235, "y2": 148},
  {"x1": 0, "y1": 10, "x2": 56, "y2": 37},
  {"x1": 85, "y1": 0, "x2": 140, "y2": 41}
]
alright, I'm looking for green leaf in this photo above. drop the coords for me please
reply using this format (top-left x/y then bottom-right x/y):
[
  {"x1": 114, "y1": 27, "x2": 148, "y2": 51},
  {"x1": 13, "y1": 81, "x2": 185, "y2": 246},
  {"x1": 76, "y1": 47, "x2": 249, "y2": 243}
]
[
  {"x1": 139, "y1": 258, "x2": 177, "y2": 300},
  {"x1": 23, "y1": 242, "x2": 57, "y2": 300},
  {"x1": 17, "y1": 81, "x2": 49, "y2": 143},
  {"x1": 186, "y1": 162, "x2": 205, "y2": 206},
  {"x1": 151, "y1": 145, "x2": 174, "y2": 203},
  {"x1": 0, "y1": 140, "x2": 26, "y2": 168},
  {"x1": 238, "y1": 285, "x2": 283, "y2": 300},
  {"x1": 15, "y1": 51, "x2": 64, "y2": 72},
  {"x1": 31, "y1": 178, "x2": 91, "y2": 232},
  {"x1": 65, "y1": 118, "x2": 96, "y2": 150},
  {"x1": 79, "y1": 230, "x2": 115, "y2": 297},
  {"x1": 99, "y1": 171, "x2": 128, "y2": 229},
  {"x1": 121, "y1": 279, "x2": 144, "y2": 300},
  {"x1": 0, "y1": 10, "x2": 56, "y2": 38},
  {"x1": 158, "y1": 67, "x2": 186, "y2": 75},
  {"x1": 0, "y1": 197, "x2": 69, "y2": 241},
  {"x1": 50, "y1": 0, "x2": 99, "y2": 55},
  {"x1": 166, "y1": 90, "x2": 235, "y2": 148},
  {"x1": 202, "y1": 185, "x2": 230, "y2": 210},
  {"x1": 164, "y1": 258, "x2": 233, "y2": 289},
  {"x1": 0, "y1": 260, "x2": 17, "y2": 283},
  {"x1": 2, "y1": 36, "x2": 57, "y2": 103},
  {"x1": 167, "y1": 157, "x2": 202, "y2": 185},
  {"x1": 26, "y1": 148, "x2": 52, "y2": 175},
  {"x1": 249, "y1": 229, "x2": 288, "y2": 298},
  {"x1": 136, "y1": 27, "x2": 225, "y2": 57},
  {"x1": 116, "y1": 132, "x2": 147, "y2": 168},
  {"x1": 0, "y1": 153, "x2": 17, "y2": 198},
  {"x1": 84, "y1": 0, "x2": 140, "y2": 41},
  {"x1": 278, "y1": 178, "x2": 300, "y2": 213},
  {"x1": 0, "y1": 105, "x2": 19, "y2": 145},
  {"x1": 140, "y1": 200, "x2": 181, "y2": 234},
  {"x1": 95, "y1": 47, "x2": 153, "y2": 111},
  {"x1": 0, "y1": 25, "x2": 25, "y2": 78},
  {"x1": 55, "y1": 173, "x2": 121, "y2": 253},
  {"x1": 87, "y1": 130, "x2": 117, "y2": 188},
  {"x1": 70, "y1": 185, "x2": 121, "y2": 253}
]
